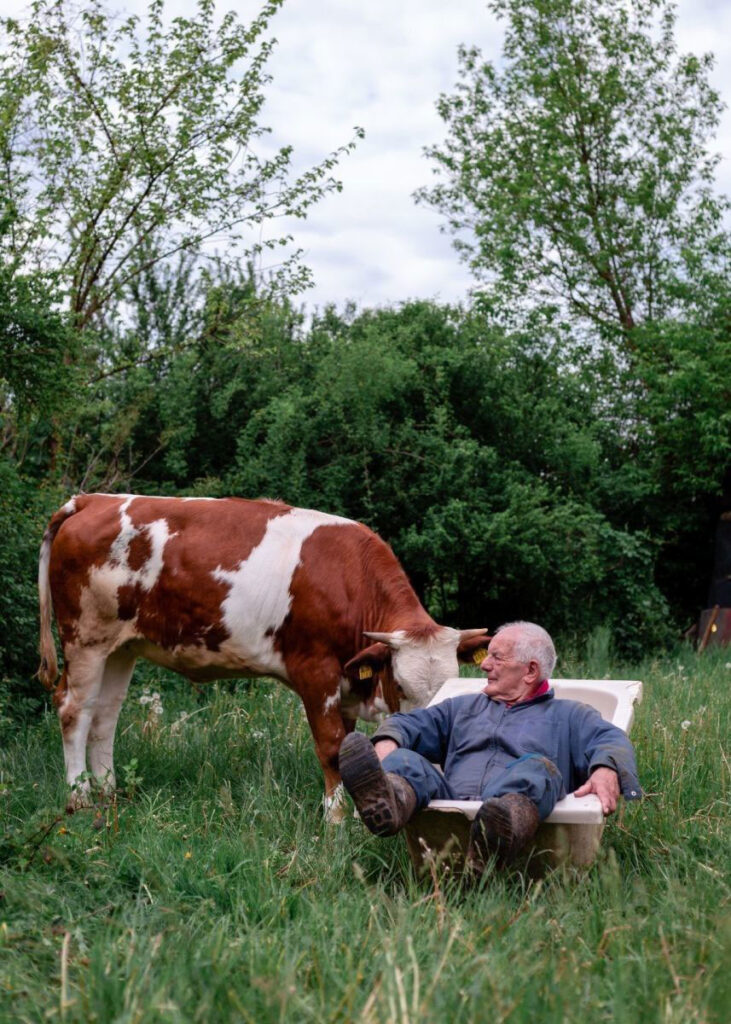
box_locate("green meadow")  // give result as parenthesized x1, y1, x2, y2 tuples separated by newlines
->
(0, 646, 728, 1023)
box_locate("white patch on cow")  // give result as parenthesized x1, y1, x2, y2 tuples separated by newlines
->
(62, 496, 77, 515)
(77, 563, 137, 645)
(60, 688, 93, 785)
(109, 497, 176, 593)
(73, 498, 177, 646)
(181, 496, 219, 501)
(109, 496, 135, 565)
(324, 782, 348, 823)
(212, 507, 352, 678)
(389, 626, 462, 708)
(139, 519, 175, 590)
(323, 692, 340, 714)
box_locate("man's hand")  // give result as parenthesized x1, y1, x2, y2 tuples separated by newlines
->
(573, 767, 620, 815)
(373, 739, 399, 762)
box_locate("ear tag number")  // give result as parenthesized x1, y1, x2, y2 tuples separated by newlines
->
(473, 648, 488, 664)
(359, 665, 373, 680)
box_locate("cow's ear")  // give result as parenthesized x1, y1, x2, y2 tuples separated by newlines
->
(344, 642, 391, 688)
(457, 633, 491, 665)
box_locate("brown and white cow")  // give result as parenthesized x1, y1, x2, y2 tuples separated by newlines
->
(38, 494, 488, 818)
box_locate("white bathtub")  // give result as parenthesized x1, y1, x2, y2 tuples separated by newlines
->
(403, 677, 643, 872)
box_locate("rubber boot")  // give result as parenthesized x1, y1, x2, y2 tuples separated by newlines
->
(467, 793, 540, 872)
(339, 732, 417, 836)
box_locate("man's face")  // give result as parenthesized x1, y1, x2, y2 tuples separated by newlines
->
(479, 628, 539, 703)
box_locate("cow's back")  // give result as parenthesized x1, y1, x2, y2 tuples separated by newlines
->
(47, 494, 371, 680)
(49, 495, 282, 639)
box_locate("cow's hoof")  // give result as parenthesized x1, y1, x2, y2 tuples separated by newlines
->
(66, 780, 93, 813)
(65, 797, 89, 815)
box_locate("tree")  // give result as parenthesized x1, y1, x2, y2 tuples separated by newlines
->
(69, 259, 301, 491)
(417, 0, 729, 343)
(418, 0, 731, 625)
(0, 0, 361, 330)
(0, 209, 78, 461)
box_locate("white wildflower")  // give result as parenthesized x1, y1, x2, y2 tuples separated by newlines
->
(139, 686, 164, 723)
(681, 720, 691, 731)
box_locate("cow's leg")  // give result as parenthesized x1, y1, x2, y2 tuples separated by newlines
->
(299, 677, 352, 823)
(88, 649, 137, 793)
(56, 648, 108, 810)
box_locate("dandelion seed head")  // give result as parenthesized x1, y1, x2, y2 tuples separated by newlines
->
(139, 686, 163, 718)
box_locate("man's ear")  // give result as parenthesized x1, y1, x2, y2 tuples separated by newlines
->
(526, 658, 543, 684)
(344, 642, 391, 691)
(457, 633, 492, 665)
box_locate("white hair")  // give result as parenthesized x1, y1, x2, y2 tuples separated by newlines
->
(495, 621, 557, 679)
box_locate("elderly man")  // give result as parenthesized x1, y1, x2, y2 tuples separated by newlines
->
(339, 621, 641, 870)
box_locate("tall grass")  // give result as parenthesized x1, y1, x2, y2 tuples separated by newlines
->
(1, 649, 729, 1023)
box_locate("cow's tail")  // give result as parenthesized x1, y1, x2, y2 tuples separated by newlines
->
(38, 497, 78, 689)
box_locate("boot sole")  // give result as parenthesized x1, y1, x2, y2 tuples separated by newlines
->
(339, 733, 401, 836)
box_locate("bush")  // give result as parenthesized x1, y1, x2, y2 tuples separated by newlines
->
(0, 457, 64, 714)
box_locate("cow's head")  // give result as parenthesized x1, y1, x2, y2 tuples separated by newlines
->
(344, 627, 489, 719)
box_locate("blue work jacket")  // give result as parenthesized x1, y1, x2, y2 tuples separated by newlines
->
(371, 690, 642, 801)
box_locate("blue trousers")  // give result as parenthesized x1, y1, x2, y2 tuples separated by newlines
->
(381, 748, 565, 821)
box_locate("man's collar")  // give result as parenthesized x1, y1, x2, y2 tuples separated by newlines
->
(505, 679, 550, 708)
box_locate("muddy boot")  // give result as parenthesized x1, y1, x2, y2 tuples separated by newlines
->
(338, 732, 417, 836)
(467, 793, 540, 873)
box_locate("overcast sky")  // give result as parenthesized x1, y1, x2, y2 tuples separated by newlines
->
(6, 0, 731, 315)
(261, 0, 731, 315)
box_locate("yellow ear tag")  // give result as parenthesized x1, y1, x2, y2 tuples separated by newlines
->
(473, 648, 488, 664)
(359, 665, 373, 680)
